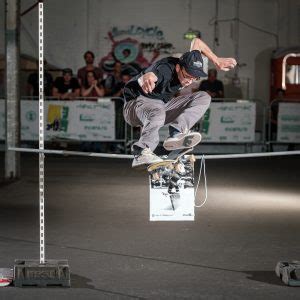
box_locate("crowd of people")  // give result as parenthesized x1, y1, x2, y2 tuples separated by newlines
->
(26, 50, 225, 101)
(23, 50, 227, 153)
(27, 50, 133, 100)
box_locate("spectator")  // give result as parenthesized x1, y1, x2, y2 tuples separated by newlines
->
(27, 60, 53, 97)
(112, 71, 132, 97)
(199, 68, 224, 98)
(270, 88, 285, 139)
(81, 71, 105, 98)
(0, 71, 4, 98)
(52, 68, 80, 100)
(103, 61, 123, 96)
(77, 51, 102, 87)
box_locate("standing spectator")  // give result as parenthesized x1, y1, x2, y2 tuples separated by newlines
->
(111, 71, 132, 148)
(27, 60, 53, 97)
(81, 71, 105, 98)
(270, 88, 285, 140)
(52, 68, 80, 100)
(199, 68, 224, 98)
(77, 51, 102, 87)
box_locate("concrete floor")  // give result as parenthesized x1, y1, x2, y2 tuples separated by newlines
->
(0, 153, 300, 299)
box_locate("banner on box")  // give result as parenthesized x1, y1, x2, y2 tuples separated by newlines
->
(277, 102, 300, 143)
(0, 99, 115, 141)
(149, 158, 195, 221)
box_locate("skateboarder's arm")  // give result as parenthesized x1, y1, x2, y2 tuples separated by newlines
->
(190, 37, 237, 71)
(138, 72, 158, 94)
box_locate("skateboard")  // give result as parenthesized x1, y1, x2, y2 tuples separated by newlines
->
(147, 147, 194, 171)
(147, 147, 196, 194)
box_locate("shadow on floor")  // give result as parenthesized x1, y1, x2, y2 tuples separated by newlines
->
(71, 273, 145, 299)
(243, 270, 285, 286)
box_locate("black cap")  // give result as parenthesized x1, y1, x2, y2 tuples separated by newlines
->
(179, 50, 207, 78)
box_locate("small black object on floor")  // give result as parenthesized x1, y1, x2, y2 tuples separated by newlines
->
(14, 259, 70, 287)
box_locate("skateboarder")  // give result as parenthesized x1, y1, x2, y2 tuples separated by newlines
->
(123, 37, 237, 168)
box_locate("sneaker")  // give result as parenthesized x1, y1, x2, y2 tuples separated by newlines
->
(132, 148, 163, 168)
(163, 132, 202, 151)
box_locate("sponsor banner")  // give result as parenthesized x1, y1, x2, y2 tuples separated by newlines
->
(277, 102, 300, 143)
(202, 102, 256, 143)
(159, 101, 256, 143)
(0, 99, 115, 141)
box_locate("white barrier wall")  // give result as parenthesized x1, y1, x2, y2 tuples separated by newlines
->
(1, 99, 257, 143)
(159, 101, 256, 143)
(201, 102, 256, 143)
(277, 103, 300, 143)
(0, 100, 115, 141)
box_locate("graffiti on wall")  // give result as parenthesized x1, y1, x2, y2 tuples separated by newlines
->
(111, 25, 165, 40)
(99, 25, 174, 75)
(141, 42, 174, 53)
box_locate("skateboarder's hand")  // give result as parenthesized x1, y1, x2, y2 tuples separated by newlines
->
(215, 57, 237, 71)
(138, 72, 158, 94)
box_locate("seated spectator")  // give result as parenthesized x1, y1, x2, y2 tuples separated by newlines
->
(103, 61, 123, 96)
(81, 71, 105, 98)
(77, 51, 102, 87)
(111, 71, 132, 97)
(52, 68, 80, 100)
(27, 60, 53, 97)
(199, 68, 224, 98)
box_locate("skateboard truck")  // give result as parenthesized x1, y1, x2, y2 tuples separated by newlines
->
(275, 261, 300, 286)
(14, 259, 70, 287)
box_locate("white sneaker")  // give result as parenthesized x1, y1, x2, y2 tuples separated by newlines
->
(132, 148, 163, 168)
(163, 132, 202, 151)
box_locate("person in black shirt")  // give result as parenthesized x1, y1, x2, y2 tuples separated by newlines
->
(27, 61, 53, 97)
(123, 37, 237, 168)
(199, 68, 224, 98)
(53, 68, 80, 100)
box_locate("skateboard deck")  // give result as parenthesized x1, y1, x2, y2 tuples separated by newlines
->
(147, 147, 194, 173)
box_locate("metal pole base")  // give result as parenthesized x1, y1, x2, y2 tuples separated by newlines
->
(275, 261, 300, 287)
(14, 259, 70, 287)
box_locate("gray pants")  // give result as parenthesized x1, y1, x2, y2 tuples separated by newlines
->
(123, 91, 211, 151)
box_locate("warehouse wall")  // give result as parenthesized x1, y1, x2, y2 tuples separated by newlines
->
(0, 0, 299, 101)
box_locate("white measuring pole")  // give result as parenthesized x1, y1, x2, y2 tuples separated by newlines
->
(38, 1, 45, 264)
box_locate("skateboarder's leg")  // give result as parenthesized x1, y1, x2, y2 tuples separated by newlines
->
(165, 91, 211, 133)
(163, 91, 211, 150)
(123, 96, 165, 166)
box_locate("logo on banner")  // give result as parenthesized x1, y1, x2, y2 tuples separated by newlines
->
(26, 111, 37, 121)
(46, 104, 69, 132)
(202, 109, 210, 134)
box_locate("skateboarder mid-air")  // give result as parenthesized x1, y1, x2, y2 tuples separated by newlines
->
(123, 37, 237, 168)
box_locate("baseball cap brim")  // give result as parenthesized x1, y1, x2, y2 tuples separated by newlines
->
(185, 67, 207, 78)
